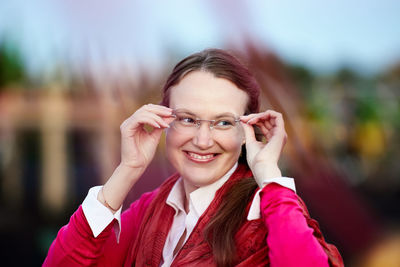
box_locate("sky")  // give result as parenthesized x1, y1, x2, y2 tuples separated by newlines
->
(0, 0, 399, 76)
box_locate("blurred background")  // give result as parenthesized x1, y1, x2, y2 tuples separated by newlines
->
(0, 0, 399, 266)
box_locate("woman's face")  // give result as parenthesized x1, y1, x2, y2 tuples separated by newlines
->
(166, 70, 248, 193)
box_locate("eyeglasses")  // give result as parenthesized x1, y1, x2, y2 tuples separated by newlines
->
(170, 109, 242, 134)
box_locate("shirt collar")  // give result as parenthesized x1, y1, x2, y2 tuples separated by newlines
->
(166, 162, 238, 217)
(166, 178, 186, 214)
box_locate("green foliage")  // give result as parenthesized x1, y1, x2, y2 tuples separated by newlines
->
(336, 67, 359, 84)
(0, 40, 26, 89)
(355, 96, 380, 122)
(286, 64, 313, 95)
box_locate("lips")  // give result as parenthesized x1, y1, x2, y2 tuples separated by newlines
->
(185, 151, 219, 163)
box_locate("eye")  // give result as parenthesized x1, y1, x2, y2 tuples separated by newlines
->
(178, 115, 196, 125)
(215, 118, 235, 129)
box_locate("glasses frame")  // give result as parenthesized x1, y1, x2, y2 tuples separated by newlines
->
(170, 109, 242, 131)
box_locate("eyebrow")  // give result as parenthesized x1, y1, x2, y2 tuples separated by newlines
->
(174, 109, 238, 118)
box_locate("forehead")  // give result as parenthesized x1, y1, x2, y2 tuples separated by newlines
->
(169, 71, 248, 116)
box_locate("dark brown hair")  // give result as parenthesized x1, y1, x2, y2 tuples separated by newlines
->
(161, 48, 260, 266)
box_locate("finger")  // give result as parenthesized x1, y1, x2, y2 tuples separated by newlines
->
(141, 105, 176, 127)
(247, 110, 284, 130)
(271, 111, 284, 128)
(240, 121, 257, 144)
(244, 112, 272, 125)
(248, 112, 287, 141)
(142, 103, 173, 115)
(123, 105, 170, 125)
(263, 120, 273, 130)
(135, 109, 173, 128)
(255, 123, 270, 138)
(241, 113, 270, 140)
(122, 115, 163, 134)
(240, 113, 263, 123)
(134, 117, 162, 130)
(266, 114, 286, 139)
(245, 114, 273, 133)
(140, 112, 171, 128)
(163, 116, 176, 126)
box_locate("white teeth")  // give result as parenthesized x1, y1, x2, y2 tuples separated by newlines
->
(188, 152, 214, 160)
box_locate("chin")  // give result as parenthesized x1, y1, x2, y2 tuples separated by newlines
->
(181, 168, 218, 188)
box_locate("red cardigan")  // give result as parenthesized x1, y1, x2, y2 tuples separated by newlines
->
(43, 175, 342, 266)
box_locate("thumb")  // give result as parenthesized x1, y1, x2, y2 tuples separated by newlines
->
(241, 122, 257, 144)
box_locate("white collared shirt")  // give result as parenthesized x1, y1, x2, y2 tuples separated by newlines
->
(82, 163, 295, 265)
(161, 163, 238, 266)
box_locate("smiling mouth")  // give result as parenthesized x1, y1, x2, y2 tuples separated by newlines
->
(185, 151, 219, 163)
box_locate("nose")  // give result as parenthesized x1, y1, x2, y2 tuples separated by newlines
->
(192, 121, 214, 149)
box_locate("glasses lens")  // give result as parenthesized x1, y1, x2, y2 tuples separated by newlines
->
(171, 110, 241, 134)
(171, 112, 196, 133)
(213, 117, 237, 130)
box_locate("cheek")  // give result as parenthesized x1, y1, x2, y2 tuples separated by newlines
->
(165, 129, 187, 160)
(233, 140, 244, 154)
(166, 128, 184, 146)
(219, 136, 244, 155)
(223, 130, 245, 153)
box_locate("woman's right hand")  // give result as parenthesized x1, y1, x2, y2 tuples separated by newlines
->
(98, 104, 174, 212)
(119, 104, 174, 173)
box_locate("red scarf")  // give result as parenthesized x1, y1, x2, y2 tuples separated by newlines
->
(129, 164, 342, 266)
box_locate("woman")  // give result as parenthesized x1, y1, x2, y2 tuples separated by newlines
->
(44, 49, 343, 266)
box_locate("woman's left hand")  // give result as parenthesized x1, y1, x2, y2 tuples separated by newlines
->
(240, 110, 287, 184)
